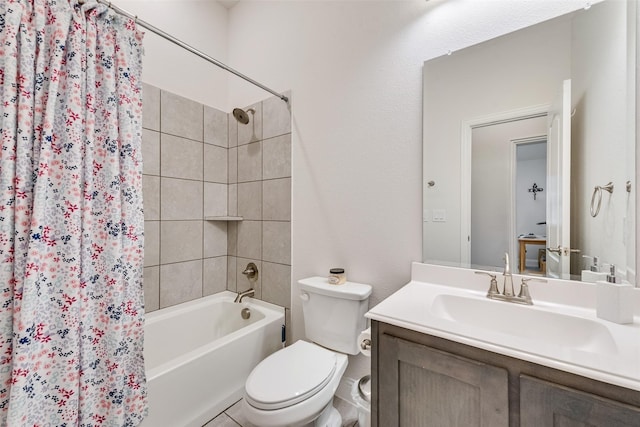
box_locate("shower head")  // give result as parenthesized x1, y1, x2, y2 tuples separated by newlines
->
(232, 107, 255, 125)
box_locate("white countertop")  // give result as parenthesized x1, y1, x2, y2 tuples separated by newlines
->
(366, 262, 640, 391)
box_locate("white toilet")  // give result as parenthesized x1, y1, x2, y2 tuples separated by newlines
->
(242, 276, 372, 427)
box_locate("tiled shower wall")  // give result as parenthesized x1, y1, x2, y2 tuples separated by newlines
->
(141, 83, 292, 320)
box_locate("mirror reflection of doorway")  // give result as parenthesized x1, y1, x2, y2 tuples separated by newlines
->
(470, 116, 547, 272)
(515, 138, 547, 274)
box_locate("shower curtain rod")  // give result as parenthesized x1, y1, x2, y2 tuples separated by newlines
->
(80, 0, 289, 103)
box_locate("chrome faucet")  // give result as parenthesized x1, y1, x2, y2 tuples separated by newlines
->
(234, 288, 255, 303)
(474, 252, 546, 305)
(502, 252, 515, 297)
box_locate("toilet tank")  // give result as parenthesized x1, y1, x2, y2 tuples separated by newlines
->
(298, 277, 372, 355)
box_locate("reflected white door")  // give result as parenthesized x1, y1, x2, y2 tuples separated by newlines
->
(546, 79, 572, 278)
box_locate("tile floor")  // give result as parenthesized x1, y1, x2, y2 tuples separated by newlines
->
(203, 397, 359, 427)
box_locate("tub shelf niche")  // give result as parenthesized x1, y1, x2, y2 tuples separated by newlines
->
(205, 216, 243, 221)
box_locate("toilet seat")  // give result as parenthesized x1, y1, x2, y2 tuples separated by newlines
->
(245, 341, 337, 410)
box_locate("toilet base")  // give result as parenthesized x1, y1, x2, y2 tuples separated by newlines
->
(252, 401, 341, 427)
(242, 344, 349, 427)
(311, 402, 341, 427)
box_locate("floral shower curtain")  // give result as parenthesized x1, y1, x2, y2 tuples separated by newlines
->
(0, 0, 147, 425)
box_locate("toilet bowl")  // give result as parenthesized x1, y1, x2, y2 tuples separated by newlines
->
(242, 277, 372, 427)
(242, 340, 348, 427)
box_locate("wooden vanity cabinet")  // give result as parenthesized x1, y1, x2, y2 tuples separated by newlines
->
(372, 321, 640, 427)
(376, 330, 509, 426)
(520, 376, 640, 426)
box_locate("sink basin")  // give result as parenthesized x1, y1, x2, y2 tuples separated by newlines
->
(366, 263, 640, 391)
(430, 294, 618, 354)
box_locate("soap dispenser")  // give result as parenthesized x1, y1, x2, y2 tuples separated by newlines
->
(596, 265, 634, 324)
(581, 256, 608, 283)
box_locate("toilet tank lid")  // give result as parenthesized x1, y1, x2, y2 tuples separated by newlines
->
(298, 277, 372, 300)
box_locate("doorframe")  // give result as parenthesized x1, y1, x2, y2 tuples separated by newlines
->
(510, 135, 548, 272)
(460, 104, 550, 266)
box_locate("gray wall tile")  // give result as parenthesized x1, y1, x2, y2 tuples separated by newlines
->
(227, 256, 237, 292)
(143, 175, 160, 221)
(160, 260, 203, 308)
(263, 134, 291, 180)
(204, 221, 228, 258)
(142, 129, 160, 176)
(262, 262, 291, 309)
(161, 91, 203, 141)
(237, 220, 262, 260)
(237, 102, 262, 145)
(144, 266, 160, 312)
(204, 182, 228, 217)
(161, 134, 203, 181)
(262, 221, 291, 265)
(204, 144, 228, 183)
(228, 112, 238, 148)
(263, 178, 291, 221)
(237, 181, 262, 220)
(160, 220, 203, 264)
(263, 93, 291, 139)
(142, 84, 292, 313)
(228, 147, 238, 184)
(142, 83, 160, 131)
(237, 141, 262, 183)
(203, 256, 227, 296)
(144, 221, 159, 267)
(228, 184, 238, 217)
(204, 106, 228, 148)
(161, 178, 203, 220)
(227, 222, 238, 256)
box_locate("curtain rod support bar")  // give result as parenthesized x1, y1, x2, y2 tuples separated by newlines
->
(84, 0, 289, 103)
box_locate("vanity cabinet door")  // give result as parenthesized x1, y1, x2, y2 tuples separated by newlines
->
(378, 334, 509, 427)
(520, 375, 640, 426)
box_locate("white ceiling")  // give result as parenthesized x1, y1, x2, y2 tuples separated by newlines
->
(217, 0, 239, 9)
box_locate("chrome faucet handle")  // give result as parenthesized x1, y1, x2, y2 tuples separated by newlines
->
(517, 277, 547, 305)
(242, 262, 259, 282)
(475, 271, 500, 297)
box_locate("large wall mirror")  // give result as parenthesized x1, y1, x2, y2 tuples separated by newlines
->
(423, 0, 637, 284)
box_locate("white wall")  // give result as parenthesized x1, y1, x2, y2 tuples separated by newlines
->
(517, 156, 547, 231)
(471, 118, 547, 271)
(517, 155, 548, 268)
(106, 0, 603, 404)
(225, 0, 595, 391)
(471, 126, 512, 270)
(571, 0, 635, 278)
(423, 16, 572, 265)
(114, 0, 229, 109)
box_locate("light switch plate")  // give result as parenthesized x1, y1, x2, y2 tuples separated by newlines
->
(432, 209, 446, 222)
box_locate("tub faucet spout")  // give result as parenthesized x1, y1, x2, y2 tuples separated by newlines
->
(234, 288, 255, 303)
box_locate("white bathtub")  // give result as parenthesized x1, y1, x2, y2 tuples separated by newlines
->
(140, 291, 285, 427)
